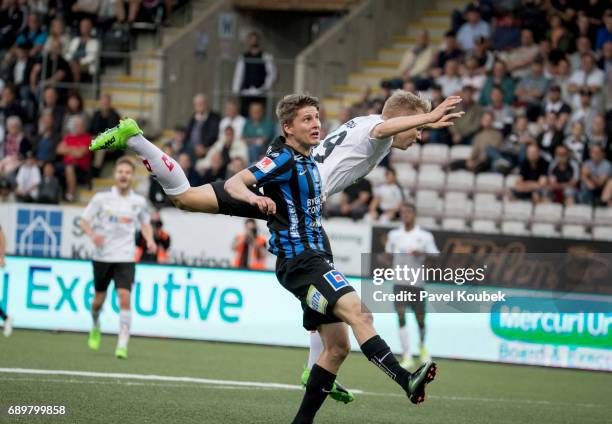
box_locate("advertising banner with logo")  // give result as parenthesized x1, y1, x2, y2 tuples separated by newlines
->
(1, 256, 609, 371)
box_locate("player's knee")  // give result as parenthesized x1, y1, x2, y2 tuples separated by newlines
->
(355, 310, 374, 328)
(327, 342, 350, 363)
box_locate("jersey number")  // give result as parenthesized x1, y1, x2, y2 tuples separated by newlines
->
(314, 130, 347, 163)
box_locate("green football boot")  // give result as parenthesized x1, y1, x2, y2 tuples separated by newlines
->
(89, 118, 142, 151)
(115, 347, 128, 359)
(88, 328, 101, 350)
(300, 367, 355, 404)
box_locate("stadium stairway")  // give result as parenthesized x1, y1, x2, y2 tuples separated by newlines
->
(322, 0, 462, 119)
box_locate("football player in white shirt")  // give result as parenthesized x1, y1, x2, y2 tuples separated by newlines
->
(80, 157, 156, 359)
(89, 90, 462, 400)
(385, 202, 439, 369)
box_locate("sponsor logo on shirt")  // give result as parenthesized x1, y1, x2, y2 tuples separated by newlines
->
(255, 157, 277, 173)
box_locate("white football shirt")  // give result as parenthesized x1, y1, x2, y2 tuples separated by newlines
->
(81, 186, 150, 262)
(385, 225, 439, 287)
(315, 114, 392, 198)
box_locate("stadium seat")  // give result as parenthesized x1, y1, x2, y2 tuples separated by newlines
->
(395, 165, 417, 190)
(444, 192, 472, 218)
(472, 219, 499, 234)
(416, 216, 439, 230)
(367, 166, 387, 186)
(594, 207, 612, 226)
(441, 217, 467, 231)
(417, 165, 446, 191)
(504, 174, 519, 190)
(561, 224, 590, 240)
(592, 226, 612, 241)
(533, 203, 563, 224)
(531, 223, 560, 238)
(391, 144, 420, 164)
(445, 170, 475, 192)
(416, 190, 442, 217)
(475, 173, 504, 194)
(563, 204, 593, 224)
(421, 144, 449, 165)
(473, 193, 502, 220)
(449, 144, 472, 162)
(503, 200, 533, 221)
(501, 220, 529, 236)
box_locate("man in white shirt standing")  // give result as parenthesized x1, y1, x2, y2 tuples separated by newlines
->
(80, 157, 156, 359)
(385, 202, 439, 369)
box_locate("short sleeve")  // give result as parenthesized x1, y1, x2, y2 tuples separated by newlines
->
(425, 232, 439, 255)
(81, 194, 102, 222)
(248, 149, 294, 185)
(137, 198, 150, 226)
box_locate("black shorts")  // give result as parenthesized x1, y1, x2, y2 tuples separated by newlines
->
(393, 285, 426, 316)
(276, 250, 355, 331)
(92, 261, 135, 292)
(211, 180, 268, 220)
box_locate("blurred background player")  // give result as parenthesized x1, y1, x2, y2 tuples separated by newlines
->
(0, 225, 12, 337)
(232, 218, 267, 270)
(135, 210, 171, 264)
(385, 202, 439, 369)
(80, 157, 156, 359)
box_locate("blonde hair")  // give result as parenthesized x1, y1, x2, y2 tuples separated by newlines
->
(276, 93, 319, 134)
(382, 90, 431, 119)
(116, 155, 136, 171)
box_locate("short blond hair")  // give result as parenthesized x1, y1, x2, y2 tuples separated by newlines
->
(382, 90, 431, 119)
(276, 93, 319, 134)
(116, 155, 136, 170)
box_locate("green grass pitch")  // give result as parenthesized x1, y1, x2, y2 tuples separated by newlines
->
(0, 330, 610, 423)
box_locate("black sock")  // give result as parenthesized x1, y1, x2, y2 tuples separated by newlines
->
(0, 306, 6, 320)
(291, 364, 335, 424)
(361, 335, 410, 389)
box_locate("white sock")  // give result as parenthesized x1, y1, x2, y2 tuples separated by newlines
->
(127, 134, 190, 195)
(117, 309, 131, 349)
(92, 309, 100, 329)
(307, 331, 323, 369)
(399, 326, 411, 359)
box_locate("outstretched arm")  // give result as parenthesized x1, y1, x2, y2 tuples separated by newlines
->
(370, 96, 462, 139)
(225, 170, 276, 215)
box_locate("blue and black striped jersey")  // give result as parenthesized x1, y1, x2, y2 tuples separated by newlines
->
(248, 139, 330, 259)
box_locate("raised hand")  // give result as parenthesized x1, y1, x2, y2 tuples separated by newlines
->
(427, 111, 466, 129)
(429, 96, 462, 123)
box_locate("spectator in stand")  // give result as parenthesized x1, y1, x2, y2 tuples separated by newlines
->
(15, 13, 47, 58)
(243, 101, 275, 162)
(601, 178, 612, 206)
(580, 144, 611, 204)
(543, 84, 572, 118)
(513, 143, 549, 202)
(569, 36, 593, 71)
(34, 108, 58, 164)
(460, 55, 486, 98)
(490, 9, 521, 51)
(548, 13, 575, 55)
(63, 91, 88, 134)
(568, 52, 605, 111)
(432, 30, 463, 74)
(226, 156, 246, 179)
(199, 151, 227, 185)
(545, 144, 579, 205)
(479, 60, 514, 106)
(218, 98, 246, 140)
(56, 115, 91, 202)
(0, 0, 25, 51)
(89, 93, 120, 176)
(71, 0, 101, 24)
(136, 211, 171, 264)
(196, 125, 247, 174)
(232, 31, 277, 116)
(498, 28, 539, 79)
(537, 112, 565, 161)
(369, 168, 403, 223)
(457, 5, 490, 51)
(183, 93, 220, 162)
(14, 149, 40, 202)
(449, 85, 484, 144)
(40, 86, 65, 135)
(587, 114, 608, 153)
(43, 18, 71, 57)
(177, 152, 202, 187)
(490, 115, 533, 173)
(486, 86, 513, 133)
(381, 30, 436, 90)
(435, 59, 462, 97)
(553, 57, 573, 103)
(326, 178, 373, 221)
(0, 115, 31, 177)
(116, 0, 173, 27)
(595, 9, 612, 51)
(0, 84, 27, 124)
(231, 218, 267, 270)
(454, 110, 502, 173)
(598, 41, 612, 76)
(1, 42, 33, 100)
(30, 39, 73, 100)
(67, 18, 99, 82)
(515, 56, 550, 120)
(564, 121, 589, 163)
(37, 161, 61, 204)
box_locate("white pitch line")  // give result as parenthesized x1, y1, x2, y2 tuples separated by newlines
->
(0, 368, 602, 409)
